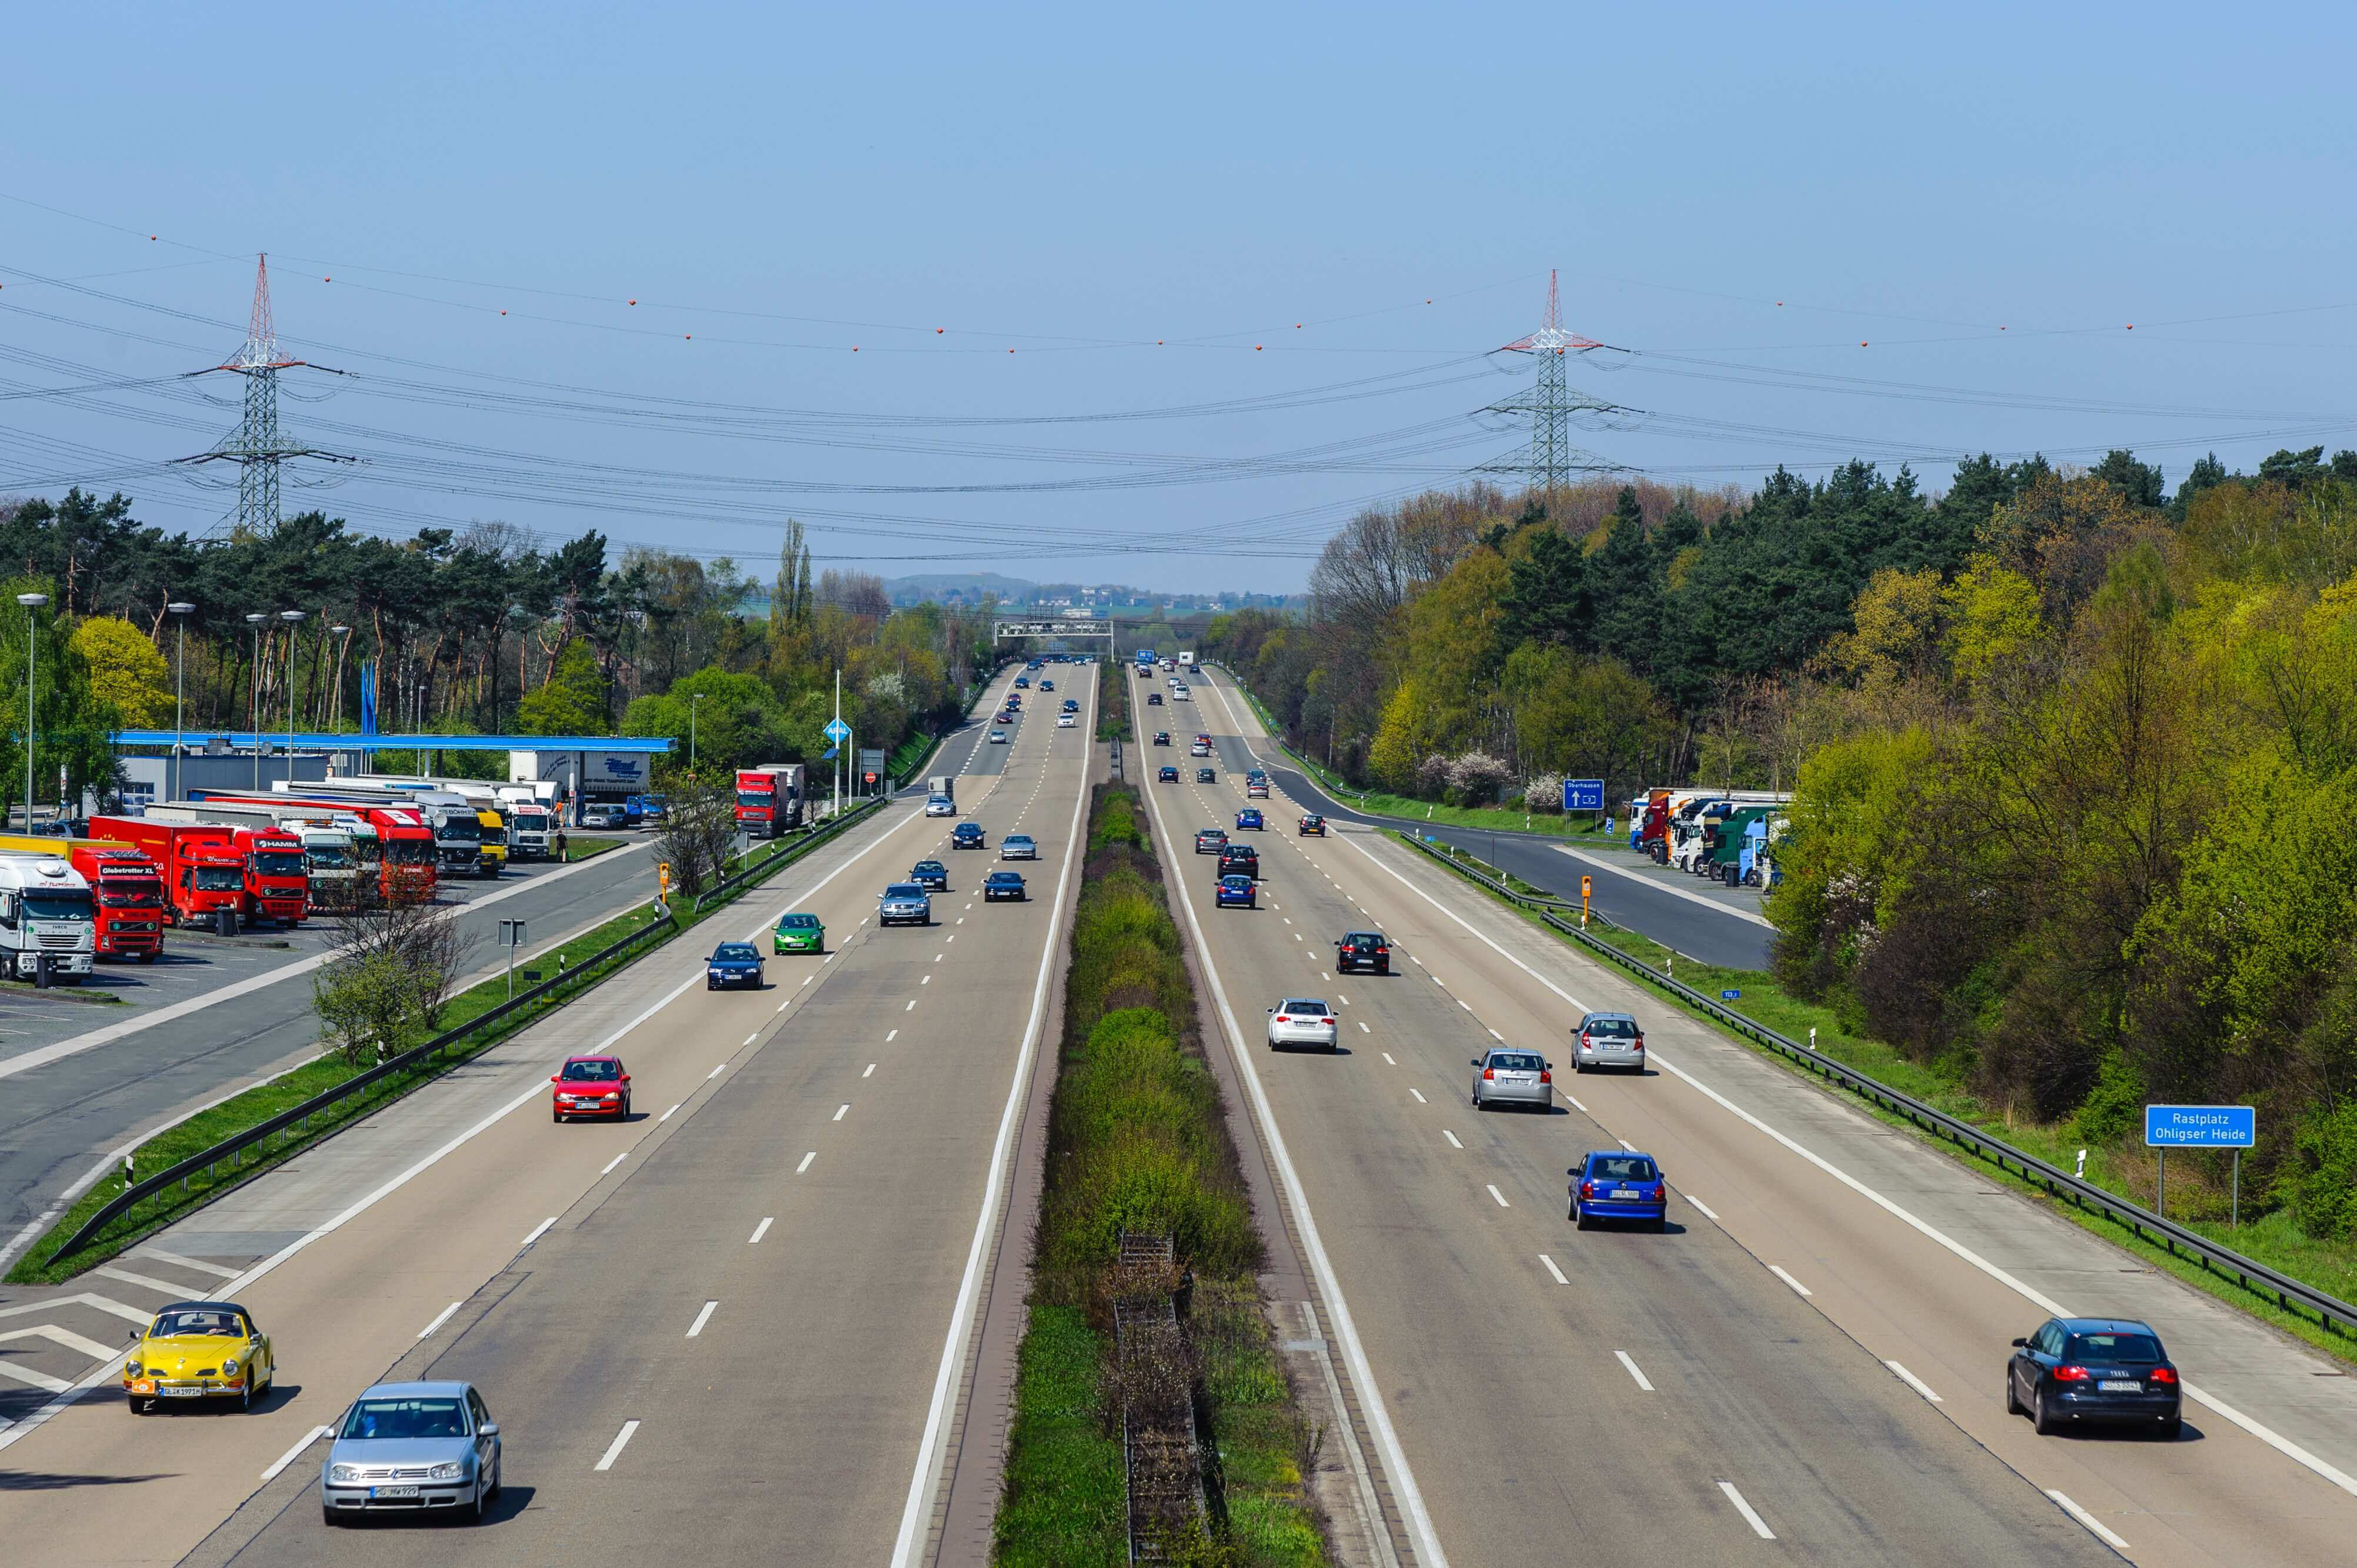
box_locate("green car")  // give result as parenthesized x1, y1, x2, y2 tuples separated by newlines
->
(773, 912, 825, 955)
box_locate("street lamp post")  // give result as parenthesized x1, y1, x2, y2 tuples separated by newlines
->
(244, 613, 268, 788)
(166, 602, 196, 803)
(280, 610, 306, 782)
(689, 693, 706, 769)
(329, 625, 351, 732)
(16, 593, 47, 833)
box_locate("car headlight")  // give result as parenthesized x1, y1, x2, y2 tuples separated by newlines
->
(221, 1356, 239, 1376)
(331, 1464, 361, 1483)
(125, 1359, 142, 1376)
(429, 1461, 467, 1480)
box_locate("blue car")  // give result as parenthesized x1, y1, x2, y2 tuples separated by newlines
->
(983, 870, 1027, 901)
(705, 942, 765, 991)
(2008, 1317, 2182, 1439)
(1235, 808, 1263, 831)
(637, 792, 668, 822)
(951, 822, 985, 850)
(620, 795, 645, 825)
(1014, 676, 1029, 689)
(1570, 1149, 1668, 1231)
(1215, 873, 1257, 909)
(1039, 679, 1054, 691)
(911, 859, 949, 890)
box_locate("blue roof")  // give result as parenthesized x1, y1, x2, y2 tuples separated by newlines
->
(109, 731, 673, 754)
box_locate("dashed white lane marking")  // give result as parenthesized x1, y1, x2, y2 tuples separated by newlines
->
(1885, 1360, 1942, 1403)
(743, 1033, 758, 1046)
(1615, 1351, 1655, 1392)
(886, 1029, 898, 1042)
(1617, 1137, 1636, 1152)
(1409, 1087, 1427, 1104)
(601, 1152, 628, 1176)
(709, 1063, 727, 1079)
(2047, 1490, 2131, 1552)
(1719, 1481, 1775, 1540)
(259, 1424, 334, 1482)
(595, 1419, 641, 1471)
(1458, 1000, 1472, 1012)
(659, 1103, 681, 1123)
(418, 1301, 462, 1340)
(1357, 1020, 1370, 1033)
(749, 1218, 774, 1244)
(1564, 1094, 1589, 1113)
(1539, 1254, 1569, 1285)
(796, 1152, 817, 1174)
(1336, 992, 1349, 1005)
(934, 953, 944, 962)
(1486, 1185, 1510, 1208)
(687, 1300, 719, 1338)
(520, 1217, 556, 1249)
(864, 1063, 876, 1078)
(778, 999, 790, 1012)
(1488, 1028, 1503, 1041)
(905, 999, 917, 1011)
(834, 1104, 850, 1122)
(1687, 1196, 1720, 1221)
(1382, 1052, 1396, 1065)
(922, 973, 933, 983)
(1443, 1130, 1463, 1149)
(1768, 1266, 1813, 1298)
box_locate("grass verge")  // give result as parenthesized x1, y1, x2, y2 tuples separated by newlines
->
(563, 834, 625, 862)
(995, 783, 1327, 1566)
(1400, 831, 2357, 1364)
(9, 806, 883, 1286)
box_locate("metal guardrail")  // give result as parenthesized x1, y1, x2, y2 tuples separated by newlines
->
(1204, 662, 1370, 802)
(1399, 831, 2357, 1340)
(692, 796, 886, 912)
(49, 792, 896, 1267)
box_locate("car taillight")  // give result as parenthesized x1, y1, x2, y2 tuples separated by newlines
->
(1579, 1033, 1591, 1048)
(1579, 1182, 1594, 1198)
(1482, 1067, 1495, 1080)
(2053, 1365, 2089, 1382)
(1538, 1070, 1551, 1083)
(1634, 1035, 1645, 1050)
(1275, 1016, 1289, 1024)
(1375, 946, 1388, 955)
(2149, 1366, 2178, 1384)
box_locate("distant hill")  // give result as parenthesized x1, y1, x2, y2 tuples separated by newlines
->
(885, 572, 1037, 604)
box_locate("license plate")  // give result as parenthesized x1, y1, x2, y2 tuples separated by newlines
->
(2098, 1379, 2142, 1392)
(159, 1386, 204, 1397)
(371, 1484, 420, 1499)
(1612, 1188, 1640, 1200)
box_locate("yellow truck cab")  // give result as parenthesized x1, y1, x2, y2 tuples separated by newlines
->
(474, 808, 508, 873)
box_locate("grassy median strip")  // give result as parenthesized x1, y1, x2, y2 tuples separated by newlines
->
(1402, 831, 2357, 1363)
(9, 810, 881, 1286)
(995, 784, 1327, 1567)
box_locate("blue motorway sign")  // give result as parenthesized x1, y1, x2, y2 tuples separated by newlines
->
(1562, 778, 1605, 812)
(823, 718, 853, 743)
(1721, 989, 1741, 1000)
(2144, 1104, 2256, 1148)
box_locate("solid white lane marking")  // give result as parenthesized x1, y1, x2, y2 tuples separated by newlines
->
(1885, 1360, 1942, 1402)
(1719, 1481, 1776, 1540)
(1409, 1087, 1427, 1103)
(1768, 1266, 1812, 1298)
(1382, 1052, 1396, 1065)
(749, 1217, 774, 1244)
(2046, 1489, 2131, 1552)
(1551, 844, 1775, 929)
(1539, 1254, 1569, 1286)
(1615, 1350, 1655, 1392)
(659, 1103, 681, 1123)
(595, 1420, 641, 1471)
(417, 1301, 462, 1340)
(1443, 1130, 1463, 1149)
(687, 1300, 718, 1338)
(1486, 1185, 1510, 1207)
(134, 1247, 238, 1280)
(798, 1151, 815, 1173)
(864, 1063, 876, 1078)
(1687, 1196, 1720, 1221)
(834, 1104, 849, 1122)
(601, 1152, 627, 1176)
(260, 1424, 334, 1481)
(520, 1217, 556, 1249)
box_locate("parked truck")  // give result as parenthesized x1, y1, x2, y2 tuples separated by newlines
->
(270, 780, 495, 878)
(0, 836, 165, 962)
(0, 853, 97, 985)
(195, 794, 439, 903)
(88, 818, 252, 935)
(144, 802, 370, 912)
(735, 763, 806, 838)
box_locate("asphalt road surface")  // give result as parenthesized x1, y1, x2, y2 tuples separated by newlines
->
(0, 661, 1090, 1567)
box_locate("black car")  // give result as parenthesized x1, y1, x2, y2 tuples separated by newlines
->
(983, 870, 1028, 902)
(1153, 731, 1171, 746)
(1335, 931, 1392, 974)
(951, 822, 985, 850)
(1195, 768, 1216, 783)
(1218, 845, 1259, 879)
(1195, 828, 1227, 854)
(1147, 692, 1164, 705)
(2008, 1317, 2181, 1439)
(1158, 765, 1180, 782)
(911, 860, 949, 890)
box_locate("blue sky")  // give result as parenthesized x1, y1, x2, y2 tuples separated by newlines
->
(4, 1, 2352, 590)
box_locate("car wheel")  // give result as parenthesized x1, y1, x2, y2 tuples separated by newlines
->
(2004, 1366, 2023, 1416)
(1574, 1211, 1592, 1230)
(466, 1476, 486, 1524)
(1652, 1217, 1668, 1233)
(324, 1506, 342, 1527)
(128, 1393, 147, 1414)
(706, 979, 716, 990)
(238, 1380, 251, 1412)
(2032, 1387, 2059, 1436)
(487, 1453, 502, 1499)
(2157, 1416, 2182, 1442)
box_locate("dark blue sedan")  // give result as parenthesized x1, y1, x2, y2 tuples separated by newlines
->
(1570, 1150, 1667, 1231)
(705, 942, 765, 992)
(911, 859, 949, 890)
(1215, 873, 1257, 909)
(951, 822, 985, 850)
(1235, 808, 1264, 831)
(2008, 1317, 2181, 1439)
(984, 870, 1028, 902)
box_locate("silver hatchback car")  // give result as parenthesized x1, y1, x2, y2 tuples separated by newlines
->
(1472, 1047, 1553, 1110)
(1572, 1012, 1646, 1073)
(321, 1380, 501, 1525)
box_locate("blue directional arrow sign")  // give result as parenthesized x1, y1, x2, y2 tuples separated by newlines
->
(823, 718, 852, 744)
(2144, 1105, 2256, 1148)
(1563, 779, 1605, 812)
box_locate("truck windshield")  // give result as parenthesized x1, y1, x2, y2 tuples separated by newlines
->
(97, 879, 163, 908)
(437, 817, 481, 843)
(304, 845, 349, 869)
(386, 840, 435, 865)
(736, 791, 773, 809)
(192, 867, 244, 891)
(22, 892, 94, 922)
(253, 851, 306, 878)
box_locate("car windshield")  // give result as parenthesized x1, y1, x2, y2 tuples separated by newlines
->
(714, 944, 758, 962)
(1492, 1052, 1545, 1072)
(253, 851, 306, 878)
(1585, 1017, 1639, 1037)
(1285, 1001, 1328, 1016)
(885, 884, 925, 898)
(991, 872, 1021, 883)
(779, 915, 818, 930)
(22, 890, 95, 920)
(1589, 1155, 1658, 1181)
(151, 1308, 245, 1337)
(561, 1060, 622, 1081)
(341, 1397, 469, 1440)
(1006, 837, 1033, 846)
(2066, 1331, 2163, 1362)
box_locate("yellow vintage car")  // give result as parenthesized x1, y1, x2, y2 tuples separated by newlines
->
(124, 1299, 275, 1414)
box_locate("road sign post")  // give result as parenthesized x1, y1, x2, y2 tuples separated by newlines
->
(2145, 1105, 2256, 1223)
(1581, 873, 1592, 928)
(496, 918, 526, 1000)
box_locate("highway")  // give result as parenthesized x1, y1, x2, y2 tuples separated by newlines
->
(1125, 663, 2357, 1567)
(0, 662, 1088, 1567)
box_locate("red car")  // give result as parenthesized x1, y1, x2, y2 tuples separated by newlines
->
(551, 1055, 631, 1122)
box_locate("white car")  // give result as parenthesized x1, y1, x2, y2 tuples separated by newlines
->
(1173, 685, 1191, 700)
(1056, 714, 1076, 728)
(1265, 998, 1339, 1052)
(989, 729, 1009, 743)
(924, 795, 956, 817)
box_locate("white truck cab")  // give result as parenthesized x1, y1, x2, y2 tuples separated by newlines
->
(0, 853, 97, 983)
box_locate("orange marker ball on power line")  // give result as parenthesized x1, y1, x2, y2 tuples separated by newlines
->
(1255, 345, 1262, 351)
(628, 299, 636, 306)
(936, 328, 944, 334)
(2125, 323, 2134, 330)
(500, 309, 507, 316)
(1860, 341, 1869, 347)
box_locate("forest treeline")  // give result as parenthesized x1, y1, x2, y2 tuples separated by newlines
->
(0, 498, 998, 800)
(1206, 446, 2357, 1233)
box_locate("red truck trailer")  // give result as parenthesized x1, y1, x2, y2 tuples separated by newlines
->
(0, 835, 167, 962)
(88, 818, 251, 936)
(198, 793, 438, 903)
(735, 763, 806, 839)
